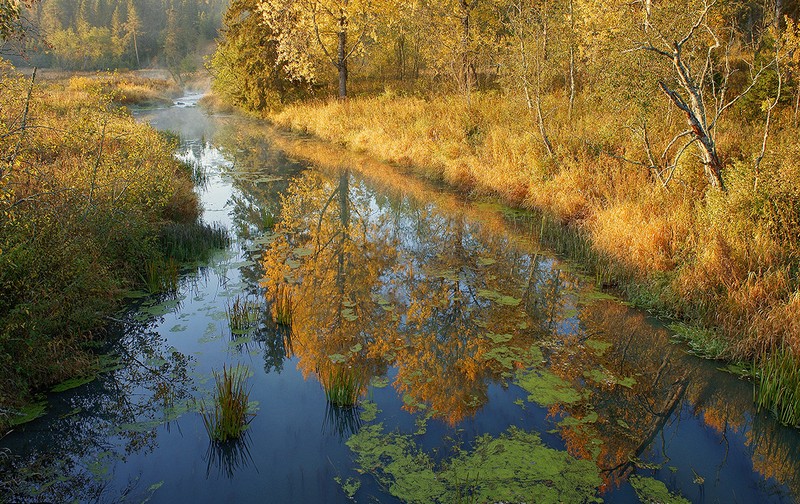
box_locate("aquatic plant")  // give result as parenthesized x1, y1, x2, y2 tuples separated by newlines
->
(200, 364, 254, 442)
(226, 296, 262, 333)
(321, 366, 368, 408)
(629, 475, 690, 504)
(144, 257, 180, 293)
(756, 347, 800, 427)
(271, 283, 293, 326)
(159, 222, 230, 263)
(345, 424, 603, 503)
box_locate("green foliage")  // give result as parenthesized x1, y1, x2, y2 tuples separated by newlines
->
(208, 0, 312, 112)
(200, 364, 254, 442)
(0, 64, 200, 414)
(756, 347, 800, 427)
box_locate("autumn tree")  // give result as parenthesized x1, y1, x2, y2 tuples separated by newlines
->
(626, 0, 777, 190)
(257, 0, 389, 98)
(209, 0, 311, 111)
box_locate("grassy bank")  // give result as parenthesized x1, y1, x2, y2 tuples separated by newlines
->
(269, 92, 800, 423)
(0, 64, 205, 430)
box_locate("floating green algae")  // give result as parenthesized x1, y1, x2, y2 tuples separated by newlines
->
(476, 288, 521, 306)
(335, 476, 361, 499)
(345, 424, 603, 504)
(583, 367, 637, 389)
(585, 339, 613, 355)
(9, 400, 48, 426)
(359, 400, 380, 422)
(51, 375, 96, 393)
(629, 475, 690, 504)
(516, 368, 584, 406)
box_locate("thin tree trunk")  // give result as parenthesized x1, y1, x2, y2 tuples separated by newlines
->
(338, 17, 347, 99)
(133, 31, 140, 68)
(658, 80, 725, 190)
(568, 0, 576, 120)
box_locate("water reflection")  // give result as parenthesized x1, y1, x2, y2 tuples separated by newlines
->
(3, 106, 800, 503)
(204, 434, 256, 479)
(0, 314, 195, 502)
(257, 140, 800, 501)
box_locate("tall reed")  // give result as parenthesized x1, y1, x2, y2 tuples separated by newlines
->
(226, 296, 261, 333)
(200, 364, 254, 442)
(756, 347, 800, 427)
(271, 283, 293, 327)
(144, 257, 180, 293)
(321, 366, 368, 408)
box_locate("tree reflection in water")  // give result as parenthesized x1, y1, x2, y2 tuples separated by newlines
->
(0, 314, 195, 503)
(258, 151, 800, 499)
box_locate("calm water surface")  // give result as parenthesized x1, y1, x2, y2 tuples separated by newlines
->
(1, 95, 799, 503)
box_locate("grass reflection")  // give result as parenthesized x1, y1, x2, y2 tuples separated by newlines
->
(322, 402, 363, 439)
(204, 432, 256, 479)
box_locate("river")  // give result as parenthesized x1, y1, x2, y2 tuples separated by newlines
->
(1, 95, 798, 503)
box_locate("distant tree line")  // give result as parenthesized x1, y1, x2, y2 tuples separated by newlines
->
(12, 0, 228, 74)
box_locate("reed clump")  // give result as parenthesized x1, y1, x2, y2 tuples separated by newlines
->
(226, 296, 261, 333)
(756, 347, 800, 427)
(144, 257, 180, 293)
(159, 222, 230, 263)
(321, 366, 368, 408)
(200, 364, 254, 442)
(271, 283, 293, 327)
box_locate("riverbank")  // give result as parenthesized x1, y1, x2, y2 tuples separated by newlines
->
(0, 65, 217, 430)
(267, 92, 800, 424)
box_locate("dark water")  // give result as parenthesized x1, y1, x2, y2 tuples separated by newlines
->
(1, 95, 799, 503)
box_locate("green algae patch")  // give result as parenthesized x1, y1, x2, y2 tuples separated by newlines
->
(359, 400, 380, 422)
(585, 339, 613, 355)
(345, 424, 603, 503)
(51, 375, 96, 393)
(477, 289, 521, 307)
(369, 375, 390, 388)
(517, 368, 584, 406)
(482, 344, 543, 372)
(335, 476, 361, 499)
(346, 424, 446, 503)
(9, 400, 48, 426)
(486, 332, 513, 344)
(629, 475, 690, 504)
(583, 368, 637, 389)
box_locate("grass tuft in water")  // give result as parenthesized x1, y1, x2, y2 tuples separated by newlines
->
(756, 347, 800, 427)
(200, 364, 254, 442)
(271, 283, 293, 327)
(143, 257, 179, 293)
(226, 296, 261, 333)
(321, 366, 368, 408)
(159, 222, 230, 263)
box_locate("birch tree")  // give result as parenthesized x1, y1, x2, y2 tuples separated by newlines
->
(257, 0, 387, 98)
(629, 0, 771, 191)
